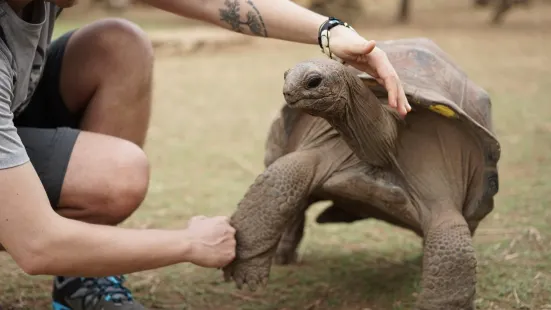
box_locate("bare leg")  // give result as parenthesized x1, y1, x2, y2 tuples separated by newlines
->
(58, 132, 149, 225)
(60, 18, 154, 148)
(417, 211, 476, 310)
(56, 18, 154, 221)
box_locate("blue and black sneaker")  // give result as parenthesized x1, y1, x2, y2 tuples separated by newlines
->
(52, 276, 146, 310)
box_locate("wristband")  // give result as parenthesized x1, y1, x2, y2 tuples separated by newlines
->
(317, 17, 355, 63)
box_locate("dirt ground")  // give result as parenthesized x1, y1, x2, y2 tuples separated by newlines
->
(1, 1, 551, 309)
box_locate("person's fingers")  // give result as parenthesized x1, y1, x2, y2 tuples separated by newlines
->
(395, 81, 408, 116)
(395, 81, 410, 114)
(345, 53, 410, 116)
(345, 60, 377, 79)
(329, 26, 375, 58)
(384, 75, 399, 109)
(402, 86, 412, 112)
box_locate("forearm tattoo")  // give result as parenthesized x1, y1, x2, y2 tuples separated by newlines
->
(219, 0, 268, 37)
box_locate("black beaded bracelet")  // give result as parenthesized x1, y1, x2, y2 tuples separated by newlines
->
(317, 17, 355, 62)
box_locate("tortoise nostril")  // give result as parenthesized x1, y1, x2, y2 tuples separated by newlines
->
(307, 76, 323, 89)
(284, 69, 290, 80)
(283, 90, 292, 102)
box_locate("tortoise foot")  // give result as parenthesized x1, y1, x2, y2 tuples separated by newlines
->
(223, 253, 272, 291)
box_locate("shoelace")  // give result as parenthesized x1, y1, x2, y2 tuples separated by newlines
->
(71, 276, 134, 308)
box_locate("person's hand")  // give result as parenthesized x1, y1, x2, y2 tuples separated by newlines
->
(327, 25, 411, 117)
(184, 215, 236, 268)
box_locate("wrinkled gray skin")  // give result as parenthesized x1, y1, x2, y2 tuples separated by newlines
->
(223, 39, 499, 310)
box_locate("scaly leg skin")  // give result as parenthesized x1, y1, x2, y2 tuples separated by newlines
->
(223, 152, 320, 291)
(417, 212, 477, 310)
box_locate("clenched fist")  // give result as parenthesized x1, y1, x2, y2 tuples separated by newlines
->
(184, 215, 237, 268)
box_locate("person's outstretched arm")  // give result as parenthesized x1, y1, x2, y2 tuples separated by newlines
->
(0, 158, 236, 277)
(148, 0, 325, 44)
(0, 61, 235, 276)
(143, 0, 411, 116)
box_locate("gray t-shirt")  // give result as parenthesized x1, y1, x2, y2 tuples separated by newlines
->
(0, 0, 58, 169)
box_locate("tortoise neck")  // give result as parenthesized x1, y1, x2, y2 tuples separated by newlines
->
(328, 78, 401, 168)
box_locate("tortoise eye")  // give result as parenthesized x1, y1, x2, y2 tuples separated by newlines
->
(306, 76, 323, 89)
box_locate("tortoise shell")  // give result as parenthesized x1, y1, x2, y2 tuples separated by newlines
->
(351, 37, 501, 220)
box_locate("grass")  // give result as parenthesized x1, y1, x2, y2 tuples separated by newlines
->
(2, 1, 551, 309)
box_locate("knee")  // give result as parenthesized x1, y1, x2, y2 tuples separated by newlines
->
(101, 141, 150, 225)
(84, 18, 154, 69)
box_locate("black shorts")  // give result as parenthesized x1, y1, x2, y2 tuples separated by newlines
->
(13, 30, 80, 209)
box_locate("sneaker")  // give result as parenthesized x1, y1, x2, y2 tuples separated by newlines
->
(52, 276, 147, 310)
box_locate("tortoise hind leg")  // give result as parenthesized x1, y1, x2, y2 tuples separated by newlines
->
(320, 169, 422, 235)
(316, 201, 364, 224)
(317, 200, 423, 237)
(274, 195, 379, 266)
(274, 197, 319, 265)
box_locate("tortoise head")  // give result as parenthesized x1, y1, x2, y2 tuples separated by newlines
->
(282, 58, 359, 119)
(282, 58, 401, 168)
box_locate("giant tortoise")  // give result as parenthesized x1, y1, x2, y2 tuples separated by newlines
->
(222, 37, 501, 310)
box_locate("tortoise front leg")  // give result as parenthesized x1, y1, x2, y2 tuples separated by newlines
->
(417, 210, 477, 310)
(223, 151, 323, 291)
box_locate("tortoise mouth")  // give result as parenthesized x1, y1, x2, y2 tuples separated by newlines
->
(285, 95, 330, 108)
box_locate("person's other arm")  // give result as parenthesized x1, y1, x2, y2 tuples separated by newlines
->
(0, 58, 235, 276)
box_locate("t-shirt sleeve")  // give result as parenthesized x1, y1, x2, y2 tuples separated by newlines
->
(0, 53, 29, 169)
